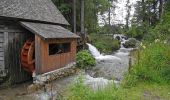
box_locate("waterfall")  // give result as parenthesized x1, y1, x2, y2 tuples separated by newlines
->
(113, 34, 128, 49)
(86, 43, 101, 57)
(86, 43, 121, 61)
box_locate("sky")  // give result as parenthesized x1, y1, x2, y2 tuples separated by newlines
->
(98, 0, 138, 26)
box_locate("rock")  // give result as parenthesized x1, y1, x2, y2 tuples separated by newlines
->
(123, 38, 139, 48)
(27, 84, 44, 94)
(115, 36, 121, 41)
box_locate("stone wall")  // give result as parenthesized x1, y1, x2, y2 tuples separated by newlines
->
(33, 62, 78, 84)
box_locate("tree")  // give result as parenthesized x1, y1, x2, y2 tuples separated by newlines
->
(81, 0, 85, 35)
(73, 0, 77, 33)
(125, 0, 131, 29)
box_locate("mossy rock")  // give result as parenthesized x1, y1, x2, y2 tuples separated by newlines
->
(123, 38, 139, 48)
(112, 39, 120, 51)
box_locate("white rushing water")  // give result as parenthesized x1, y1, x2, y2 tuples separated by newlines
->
(85, 34, 136, 90)
(86, 43, 121, 61)
(86, 43, 101, 57)
(84, 75, 113, 90)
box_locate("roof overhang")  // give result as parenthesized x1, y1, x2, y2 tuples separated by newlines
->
(20, 22, 80, 39)
(0, 0, 69, 25)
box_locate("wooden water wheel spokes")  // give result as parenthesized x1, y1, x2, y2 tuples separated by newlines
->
(21, 38, 35, 74)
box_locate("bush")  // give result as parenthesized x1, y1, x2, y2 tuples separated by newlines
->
(76, 50, 96, 69)
(144, 23, 170, 42)
(123, 41, 170, 87)
(90, 34, 120, 54)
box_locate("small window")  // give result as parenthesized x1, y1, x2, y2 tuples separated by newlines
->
(49, 43, 71, 55)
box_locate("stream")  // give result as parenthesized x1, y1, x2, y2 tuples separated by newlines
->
(0, 35, 135, 100)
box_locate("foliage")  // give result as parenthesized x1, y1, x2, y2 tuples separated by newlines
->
(52, 0, 111, 33)
(76, 50, 96, 69)
(120, 82, 170, 100)
(65, 76, 170, 100)
(90, 34, 120, 54)
(123, 41, 170, 87)
(57, 3, 71, 14)
(98, 24, 124, 35)
(144, 23, 170, 41)
(84, 0, 111, 33)
(125, 22, 150, 40)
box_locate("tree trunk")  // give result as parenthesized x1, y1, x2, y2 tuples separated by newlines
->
(73, 0, 77, 33)
(81, 0, 85, 48)
(109, 6, 111, 26)
(81, 0, 85, 34)
(159, 0, 163, 21)
(142, 0, 145, 22)
(125, 0, 130, 29)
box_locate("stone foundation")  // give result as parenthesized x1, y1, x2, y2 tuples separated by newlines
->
(33, 62, 78, 84)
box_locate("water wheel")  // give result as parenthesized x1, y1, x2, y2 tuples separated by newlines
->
(21, 38, 35, 74)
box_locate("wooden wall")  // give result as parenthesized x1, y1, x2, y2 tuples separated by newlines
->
(35, 35, 77, 74)
(0, 29, 5, 76)
(0, 20, 32, 84)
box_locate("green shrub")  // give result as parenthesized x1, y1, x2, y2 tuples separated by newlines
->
(123, 41, 170, 87)
(90, 34, 120, 54)
(76, 50, 96, 69)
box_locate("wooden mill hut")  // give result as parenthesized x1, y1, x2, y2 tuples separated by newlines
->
(0, 0, 79, 85)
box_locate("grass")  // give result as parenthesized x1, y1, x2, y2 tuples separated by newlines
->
(120, 82, 170, 100)
(123, 41, 170, 87)
(63, 40, 170, 100)
(64, 77, 122, 100)
(64, 78, 170, 100)
(89, 33, 120, 54)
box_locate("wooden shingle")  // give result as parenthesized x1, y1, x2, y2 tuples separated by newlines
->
(0, 0, 69, 25)
(20, 22, 79, 39)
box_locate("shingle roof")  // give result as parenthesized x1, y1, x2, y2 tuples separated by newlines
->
(20, 22, 79, 39)
(0, 0, 69, 25)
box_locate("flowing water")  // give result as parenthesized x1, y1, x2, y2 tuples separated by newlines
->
(84, 34, 134, 90)
(0, 34, 135, 99)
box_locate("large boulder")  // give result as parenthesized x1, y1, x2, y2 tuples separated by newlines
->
(123, 38, 139, 48)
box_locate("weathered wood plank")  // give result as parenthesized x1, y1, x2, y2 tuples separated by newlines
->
(0, 60, 4, 65)
(0, 23, 34, 84)
(0, 47, 3, 52)
(0, 56, 4, 61)
(0, 52, 4, 57)
(6, 31, 32, 84)
(0, 43, 3, 47)
(0, 38, 4, 43)
(0, 60, 4, 70)
(0, 33, 4, 38)
(35, 35, 42, 74)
